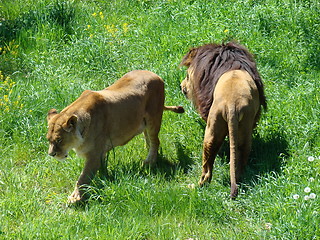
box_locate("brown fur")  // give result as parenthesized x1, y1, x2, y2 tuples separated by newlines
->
(46, 70, 184, 204)
(180, 42, 266, 198)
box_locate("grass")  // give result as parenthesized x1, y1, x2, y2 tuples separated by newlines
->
(0, 0, 319, 239)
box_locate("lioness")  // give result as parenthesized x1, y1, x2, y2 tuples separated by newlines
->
(46, 70, 184, 203)
(180, 42, 267, 198)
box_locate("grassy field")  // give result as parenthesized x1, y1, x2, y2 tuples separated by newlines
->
(0, 0, 319, 239)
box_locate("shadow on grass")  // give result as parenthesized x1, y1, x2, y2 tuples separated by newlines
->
(67, 142, 194, 208)
(150, 142, 194, 178)
(248, 133, 288, 178)
(219, 130, 289, 189)
(70, 128, 288, 208)
(101, 141, 194, 182)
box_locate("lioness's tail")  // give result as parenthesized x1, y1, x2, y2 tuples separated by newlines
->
(164, 106, 185, 113)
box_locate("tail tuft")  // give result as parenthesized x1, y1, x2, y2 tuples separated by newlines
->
(164, 106, 185, 113)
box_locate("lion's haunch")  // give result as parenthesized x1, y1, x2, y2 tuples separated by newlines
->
(181, 42, 266, 199)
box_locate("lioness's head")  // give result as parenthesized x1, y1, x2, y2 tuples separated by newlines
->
(46, 109, 83, 160)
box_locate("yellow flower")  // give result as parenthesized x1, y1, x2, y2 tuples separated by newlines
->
(123, 23, 129, 33)
(92, 12, 97, 17)
(105, 24, 118, 37)
(224, 29, 229, 33)
(99, 12, 104, 20)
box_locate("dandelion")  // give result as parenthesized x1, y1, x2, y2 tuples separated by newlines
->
(92, 12, 97, 17)
(309, 177, 315, 182)
(308, 156, 315, 162)
(265, 223, 272, 230)
(99, 11, 104, 20)
(293, 194, 300, 199)
(304, 187, 311, 193)
(304, 195, 310, 201)
(123, 23, 129, 33)
(104, 24, 118, 37)
(309, 193, 316, 199)
(224, 29, 229, 33)
(89, 34, 94, 39)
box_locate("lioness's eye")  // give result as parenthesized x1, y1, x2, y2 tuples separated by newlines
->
(56, 138, 62, 144)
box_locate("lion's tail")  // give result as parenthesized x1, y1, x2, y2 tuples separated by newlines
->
(163, 105, 185, 113)
(228, 105, 239, 199)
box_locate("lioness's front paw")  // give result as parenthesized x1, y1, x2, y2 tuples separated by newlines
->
(68, 188, 82, 204)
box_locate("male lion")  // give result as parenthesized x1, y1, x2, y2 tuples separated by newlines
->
(180, 42, 267, 198)
(46, 70, 184, 203)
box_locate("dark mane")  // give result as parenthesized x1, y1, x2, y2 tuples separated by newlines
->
(181, 42, 267, 121)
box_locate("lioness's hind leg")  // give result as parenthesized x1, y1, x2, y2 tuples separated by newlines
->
(143, 116, 161, 165)
(143, 130, 150, 148)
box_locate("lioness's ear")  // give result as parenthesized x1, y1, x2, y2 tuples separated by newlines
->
(62, 115, 78, 132)
(47, 109, 58, 122)
(180, 48, 197, 67)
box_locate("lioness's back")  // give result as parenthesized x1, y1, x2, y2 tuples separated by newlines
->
(106, 70, 163, 92)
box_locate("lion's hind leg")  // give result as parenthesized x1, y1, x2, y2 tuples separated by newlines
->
(199, 111, 228, 187)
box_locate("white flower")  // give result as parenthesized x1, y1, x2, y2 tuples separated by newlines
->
(308, 156, 315, 162)
(304, 187, 311, 193)
(293, 194, 300, 199)
(309, 177, 315, 182)
(304, 195, 310, 201)
(309, 193, 316, 199)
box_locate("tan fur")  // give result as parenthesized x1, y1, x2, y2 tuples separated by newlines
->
(182, 69, 261, 199)
(46, 70, 184, 204)
(180, 42, 266, 199)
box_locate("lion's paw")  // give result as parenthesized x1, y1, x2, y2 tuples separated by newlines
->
(198, 173, 211, 187)
(143, 155, 157, 165)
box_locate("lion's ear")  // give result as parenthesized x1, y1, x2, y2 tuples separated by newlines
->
(47, 109, 58, 122)
(62, 115, 78, 132)
(180, 48, 197, 67)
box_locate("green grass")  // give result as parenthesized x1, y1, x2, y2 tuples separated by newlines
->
(0, 0, 319, 239)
